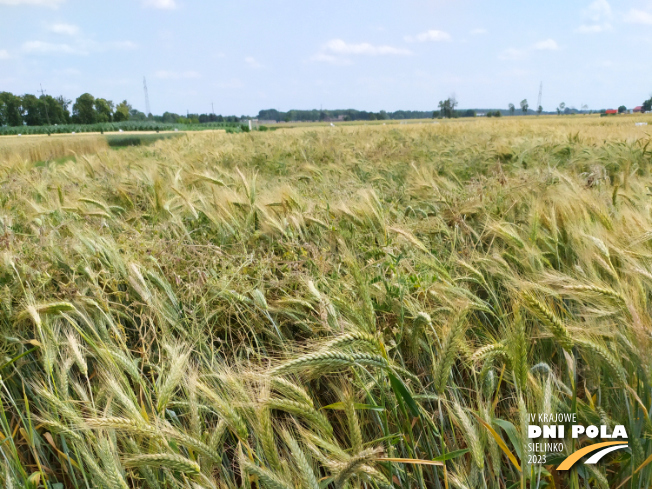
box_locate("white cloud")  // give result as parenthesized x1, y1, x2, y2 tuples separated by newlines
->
(577, 0, 612, 33)
(594, 59, 613, 68)
(323, 39, 412, 56)
(503, 68, 529, 77)
(405, 30, 451, 43)
(499, 39, 559, 60)
(583, 0, 611, 22)
(143, 0, 176, 9)
(311, 38, 412, 65)
(22, 39, 137, 56)
(624, 9, 652, 25)
(245, 56, 263, 68)
(106, 41, 138, 50)
(576, 23, 612, 33)
(0, 0, 64, 6)
(54, 67, 81, 76)
(309, 53, 353, 65)
(155, 70, 200, 79)
(49, 23, 79, 36)
(22, 41, 83, 55)
(470, 28, 487, 35)
(533, 39, 559, 50)
(0, 49, 10, 59)
(215, 78, 244, 89)
(498, 48, 527, 60)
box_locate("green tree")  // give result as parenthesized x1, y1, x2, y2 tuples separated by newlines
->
(643, 97, 652, 113)
(618, 105, 627, 114)
(130, 109, 147, 121)
(0, 92, 24, 126)
(161, 111, 179, 123)
(54, 96, 72, 123)
(438, 96, 458, 118)
(94, 98, 114, 123)
(520, 99, 529, 115)
(40, 95, 69, 124)
(114, 100, 131, 122)
(22, 94, 45, 126)
(19, 94, 65, 126)
(537, 105, 543, 115)
(508, 103, 515, 116)
(73, 93, 97, 124)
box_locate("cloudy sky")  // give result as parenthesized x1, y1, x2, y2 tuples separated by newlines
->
(1, 0, 651, 115)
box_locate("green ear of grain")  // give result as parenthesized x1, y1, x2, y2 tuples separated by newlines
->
(575, 338, 627, 385)
(17, 302, 76, 322)
(472, 414, 521, 473)
(521, 291, 573, 352)
(241, 459, 293, 489)
(124, 454, 200, 475)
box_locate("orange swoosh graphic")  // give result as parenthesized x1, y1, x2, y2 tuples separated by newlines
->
(557, 441, 628, 470)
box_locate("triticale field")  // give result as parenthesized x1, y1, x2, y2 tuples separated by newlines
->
(2, 116, 652, 488)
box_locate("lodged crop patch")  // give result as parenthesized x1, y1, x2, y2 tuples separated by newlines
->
(1, 118, 652, 488)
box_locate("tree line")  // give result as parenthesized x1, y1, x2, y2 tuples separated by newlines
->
(0, 91, 245, 127)
(257, 108, 436, 122)
(0, 91, 130, 126)
(6, 89, 651, 129)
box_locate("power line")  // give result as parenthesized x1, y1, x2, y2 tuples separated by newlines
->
(143, 76, 152, 117)
(38, 83, 51, 125)
(537, 82, 543, 113)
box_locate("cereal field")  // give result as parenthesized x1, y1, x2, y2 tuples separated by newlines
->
(1, 115, 652, 488)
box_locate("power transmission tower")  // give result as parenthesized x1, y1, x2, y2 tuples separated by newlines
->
(143, 77, 152, 117)
(537, 82, 543, 114)
(38, 83, 51, 125)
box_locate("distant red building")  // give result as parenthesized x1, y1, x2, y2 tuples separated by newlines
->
(605, 109, 618, 115)
(633, 106, 643, 113)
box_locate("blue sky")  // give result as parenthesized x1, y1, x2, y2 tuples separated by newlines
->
(1, 0, 652, 115)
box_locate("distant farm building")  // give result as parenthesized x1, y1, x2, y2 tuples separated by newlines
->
(605, 109, 618, 115)
(634, 106, 643, 113)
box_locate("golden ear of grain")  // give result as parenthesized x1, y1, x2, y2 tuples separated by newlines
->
(387, 226, 429, 253)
